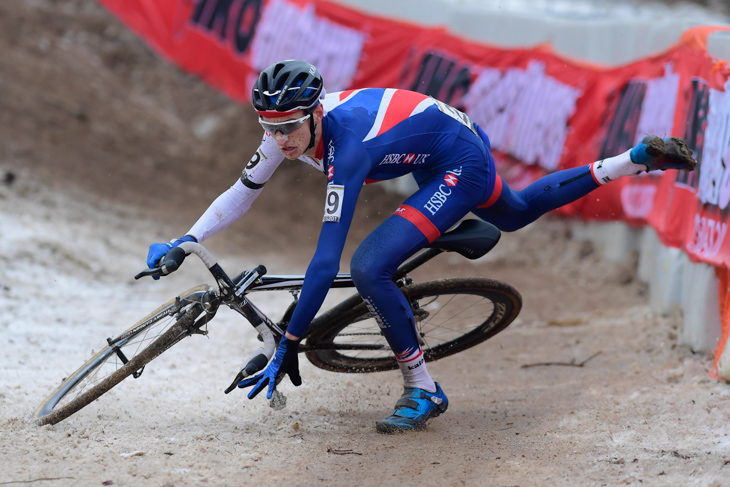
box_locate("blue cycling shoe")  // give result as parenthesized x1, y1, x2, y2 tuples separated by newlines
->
(375, 383, 448, 434)
(629, 136, 696, 172)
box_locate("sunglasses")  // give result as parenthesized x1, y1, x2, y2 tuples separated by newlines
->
(259, 114, 311, 136)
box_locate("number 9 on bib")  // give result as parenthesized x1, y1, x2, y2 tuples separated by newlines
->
(323, 184, 344, 222)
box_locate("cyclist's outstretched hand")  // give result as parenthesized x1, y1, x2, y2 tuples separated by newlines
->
(238, 336, 302, 399)
(145, 235, 196, 280)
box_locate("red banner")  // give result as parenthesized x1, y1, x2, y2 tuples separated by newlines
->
(97, 0, 730, 268)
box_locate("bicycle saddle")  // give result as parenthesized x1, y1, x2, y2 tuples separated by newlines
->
(427, 219, 501, 259)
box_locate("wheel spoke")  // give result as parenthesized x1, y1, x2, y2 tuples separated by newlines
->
(53, 312, 180, 411)
(37, 287, 212, 423)
(329, 289, 499, 361)
(306, 279, 521, 373)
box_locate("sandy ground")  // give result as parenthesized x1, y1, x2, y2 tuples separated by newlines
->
(2, 1, 730, 486)
(3, 171, 730, 487)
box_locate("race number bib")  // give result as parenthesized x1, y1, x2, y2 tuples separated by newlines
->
(245, 149, 266, 170)
(323, 185, 344, 222)
(434, 99, 478, 135)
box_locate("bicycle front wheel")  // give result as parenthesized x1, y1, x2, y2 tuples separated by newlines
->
(34, 285, 212, 425)
(304, 278, 522, 373)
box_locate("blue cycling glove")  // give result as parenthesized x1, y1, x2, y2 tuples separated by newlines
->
(146, 235, 197, 280)
(238, 336, 302, 400)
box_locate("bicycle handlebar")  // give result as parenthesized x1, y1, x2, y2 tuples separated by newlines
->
(134, 242, 220, 280)
(178, 241, 218, 268)
(134, 241, 279, 388)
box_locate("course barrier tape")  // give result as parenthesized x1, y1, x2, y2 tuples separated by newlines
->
(96, 0, 730, 379)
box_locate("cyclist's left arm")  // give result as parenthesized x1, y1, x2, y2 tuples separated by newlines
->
(284, 138, 370, 339)
(187, 135, 284, 242)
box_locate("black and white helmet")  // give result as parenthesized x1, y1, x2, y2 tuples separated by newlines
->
(252, 60, 325, 118)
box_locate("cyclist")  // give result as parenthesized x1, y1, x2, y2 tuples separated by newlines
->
(147, 59, 696, 434)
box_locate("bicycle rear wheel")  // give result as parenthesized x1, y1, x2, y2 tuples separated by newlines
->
(34, 285, 211, 425)
(304, 278, 522, 373)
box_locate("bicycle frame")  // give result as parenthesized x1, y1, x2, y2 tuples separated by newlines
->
(34, 218, 518, 425)
(132, 243, 444, 390)
(131, 219, 502, 390)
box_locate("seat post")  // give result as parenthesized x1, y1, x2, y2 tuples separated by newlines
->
(394, 248, 443, 281)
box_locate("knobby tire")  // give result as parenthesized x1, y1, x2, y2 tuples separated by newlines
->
(303, 277, 522, 373)
(35, 286, 208, 425)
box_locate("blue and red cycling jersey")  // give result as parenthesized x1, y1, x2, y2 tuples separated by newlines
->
(189, 88, 503, 338)
(317, 88, 494, 184)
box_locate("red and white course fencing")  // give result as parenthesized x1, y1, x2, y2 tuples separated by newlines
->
(96, 0, 730, 379)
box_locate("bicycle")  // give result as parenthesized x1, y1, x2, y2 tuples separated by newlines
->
(34, 219, 522, 426)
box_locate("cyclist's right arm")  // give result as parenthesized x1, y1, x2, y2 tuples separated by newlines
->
(187, 135, 284, 242)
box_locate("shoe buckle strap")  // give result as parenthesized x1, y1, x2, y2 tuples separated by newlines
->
(395, 398, 421, 410)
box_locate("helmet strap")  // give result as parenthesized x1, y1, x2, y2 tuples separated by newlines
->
(307, 107, 316, 150)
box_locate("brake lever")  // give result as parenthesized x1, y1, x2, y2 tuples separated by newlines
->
(134, 267, 163, 280)
(224, 352, 270, 394)
(134, 247, 188, 280)
(224, 371, 245, 394)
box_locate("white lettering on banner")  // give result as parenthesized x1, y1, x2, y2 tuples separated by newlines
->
(463, 61, 581, 171)
(720, 146, 730, 209)
(620, 184, 657, 219)
(250, 0, 365, 91)
(634, 63, 680, 145)
(698, 79, 730, 207)
(686, 214, 728, 259)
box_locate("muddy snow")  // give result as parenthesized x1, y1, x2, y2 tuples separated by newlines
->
(3, 173, 730, 487)
(2, 0, 730, 485)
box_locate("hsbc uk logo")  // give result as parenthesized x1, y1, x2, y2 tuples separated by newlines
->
(326, 140, 336, 182)
(327, 140, 335, 165)
(424, 167, 462, 216)
(379, 153, 431, 165)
